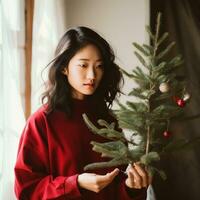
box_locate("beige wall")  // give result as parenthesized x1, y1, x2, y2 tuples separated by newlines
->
(64, 0, 149, 103)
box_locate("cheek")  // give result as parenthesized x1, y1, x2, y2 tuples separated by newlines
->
(68, 68, 83, 82)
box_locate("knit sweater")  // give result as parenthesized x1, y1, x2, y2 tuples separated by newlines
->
(14, 98, 146, 200)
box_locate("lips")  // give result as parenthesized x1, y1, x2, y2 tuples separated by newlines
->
(83, 83, 94, 87)
(83, 83, 95, 87)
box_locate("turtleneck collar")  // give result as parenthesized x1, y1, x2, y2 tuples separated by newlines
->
(72, 97, 94, 115)
(72, 97, 92, 106)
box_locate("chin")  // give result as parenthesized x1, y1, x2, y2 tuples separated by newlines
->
(82, 89, 96, 95)
(83, 92, 95, 96)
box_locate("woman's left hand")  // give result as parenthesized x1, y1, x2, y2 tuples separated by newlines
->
(125, 163, 152, 189)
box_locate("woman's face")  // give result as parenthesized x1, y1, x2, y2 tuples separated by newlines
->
(63, 44, 104, 100)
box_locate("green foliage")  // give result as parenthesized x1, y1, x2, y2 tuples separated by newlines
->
(140, 152, 160, 165)
(84, 157, 129, 171)
(91, 141, 128, 158)
(83, 12, 199, 180)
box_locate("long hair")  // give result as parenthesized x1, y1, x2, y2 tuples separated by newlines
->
(42, 26, 123, 116)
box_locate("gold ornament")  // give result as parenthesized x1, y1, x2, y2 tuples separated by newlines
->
(159, 82, 170, 93)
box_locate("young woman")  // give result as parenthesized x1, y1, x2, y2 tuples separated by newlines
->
(14, 26, 151, 200)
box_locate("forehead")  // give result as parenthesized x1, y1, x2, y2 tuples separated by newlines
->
(73, 44, 102, 61)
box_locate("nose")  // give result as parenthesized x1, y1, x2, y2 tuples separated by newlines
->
(86, 67, 95, 80)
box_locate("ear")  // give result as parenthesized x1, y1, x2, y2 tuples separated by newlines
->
(62, 68, 68, 76)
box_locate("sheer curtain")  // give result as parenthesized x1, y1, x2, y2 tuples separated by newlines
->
(0, 0, 67, 199)
(31, 0, 67, 113)
(0, 0, 25, 199)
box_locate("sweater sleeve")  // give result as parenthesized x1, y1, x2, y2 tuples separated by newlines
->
(14, 112, 81, 200)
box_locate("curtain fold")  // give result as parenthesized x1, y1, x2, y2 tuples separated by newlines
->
(150, 1, 200, 199)
(0, 0, 25, 199)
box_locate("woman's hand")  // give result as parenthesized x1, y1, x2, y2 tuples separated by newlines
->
(125, 163, 152, 189)
(78, 168, 119, 193)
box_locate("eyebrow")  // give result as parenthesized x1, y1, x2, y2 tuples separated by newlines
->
(78, 58, 102, 62)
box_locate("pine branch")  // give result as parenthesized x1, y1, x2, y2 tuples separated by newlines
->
(140, 151, 160, 165)
(156, 42, 175, 60)
(145, 26, 155, 41)
(143, 44, 154, 54)
(133, 42, 149, 56)
(91, 141, 128, 158)
(84, 157, 130, 171)
(82, 113, 125, 140)
(152, 12, 161, 58)
(134, 51, 149, 69)
(157, 32, 169, 47)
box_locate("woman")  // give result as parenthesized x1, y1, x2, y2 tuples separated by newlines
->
(14, 26, 151, 200)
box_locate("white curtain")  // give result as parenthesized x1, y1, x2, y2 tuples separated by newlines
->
(31, 0, 67, 113)
(0, 0, 67, 199)
(0, 0, 25, 199)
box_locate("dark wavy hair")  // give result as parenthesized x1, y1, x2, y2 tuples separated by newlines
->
(42, 26, 123, 117)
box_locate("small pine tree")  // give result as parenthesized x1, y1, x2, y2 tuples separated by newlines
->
(82, 13, 199, 179)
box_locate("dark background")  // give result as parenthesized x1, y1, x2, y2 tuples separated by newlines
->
(150, 0, 200, 199)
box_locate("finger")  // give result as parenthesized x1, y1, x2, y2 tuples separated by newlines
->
(135, 163, 153, 186)
(106, 168, 120, 179)
(136, 163, 153, 186)
(94, 169, 119, 191)
(134, 163, 148, 187)
(126, 170, 135, 188)
(97, 168, 119, 183)
(128, 165, 142, 188)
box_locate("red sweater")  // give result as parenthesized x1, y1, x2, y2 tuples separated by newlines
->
(14, 98, 146, 200)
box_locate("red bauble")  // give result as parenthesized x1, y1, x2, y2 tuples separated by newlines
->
(173, 96, 186, 107)
(176, 98, 185, 107)
(163, 131, 171, 138)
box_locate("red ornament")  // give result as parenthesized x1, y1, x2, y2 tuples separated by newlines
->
(176, 98, 185, 107)
(163, 131, 171, 138)
(172, 96, 186, 107)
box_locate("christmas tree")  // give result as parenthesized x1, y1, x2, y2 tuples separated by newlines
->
(82, 13, 199, 179)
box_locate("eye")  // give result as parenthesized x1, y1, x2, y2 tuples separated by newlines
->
(96, 64, 104, 69)
(78, 63, 87, 68)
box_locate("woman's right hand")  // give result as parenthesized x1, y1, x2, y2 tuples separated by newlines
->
(77, 168, 119, 193)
